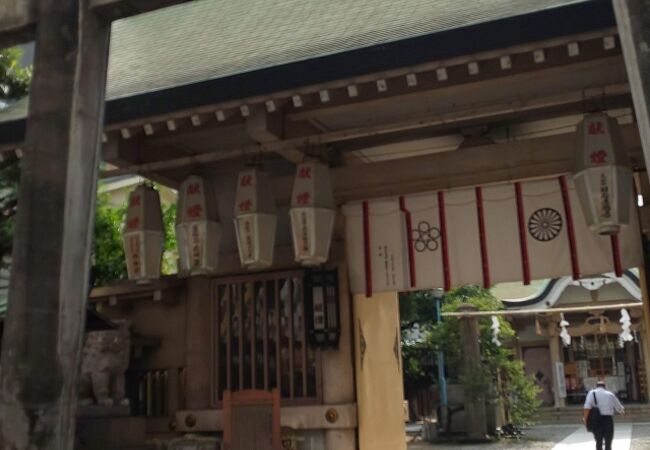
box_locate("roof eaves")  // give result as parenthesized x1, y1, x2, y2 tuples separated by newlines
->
(502, 269, 642, 309)
(0, 0, 616, 147)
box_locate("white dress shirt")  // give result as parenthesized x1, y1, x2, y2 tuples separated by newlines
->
(583, 387, 625, 416)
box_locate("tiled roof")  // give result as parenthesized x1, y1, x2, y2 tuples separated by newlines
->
(106, 0, 588, 99)
(0, 0, 612, 134)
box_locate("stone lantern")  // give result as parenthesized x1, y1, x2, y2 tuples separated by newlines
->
(233, 167, 277, 269)
(289, 160, 336, 266)
(176, 175, 222, 275)
(123, 184, 164, 283)
(573, 112, 633, 235)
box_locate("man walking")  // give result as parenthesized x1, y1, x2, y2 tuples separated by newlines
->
(583, 380, 625, 450)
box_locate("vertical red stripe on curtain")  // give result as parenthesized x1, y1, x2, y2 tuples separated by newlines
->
(559, 175, 581, 280)
(362, 201, 372, 297)
(399, 196, 417, 288)
(437, 191, 451, 291)
(610, 234, 623, 277)
(475, 187, 491, 288)
(515, 182, 531, 285)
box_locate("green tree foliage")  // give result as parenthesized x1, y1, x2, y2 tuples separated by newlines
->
(399, 290, 439, 390)
(428, 286, 542, 426)
(161, 202, 178, 275)
(0, 48, 31, 102)
(0, 48, 31, 267)
(400, 286, 541, 427)
(0, 161, 19, 267)
(92, 194, 127, 285)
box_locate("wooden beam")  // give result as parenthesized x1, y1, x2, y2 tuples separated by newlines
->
(286, 43, 624, 124)
(102, 120, 643, 205)
(100, 81, 634, 178)
(335, 91, 633, 156)
(0, 0, 111, 447)
(246, 107, 304, 163)
(89, 0, 193, 21)
(248, 125, 643, 206)
(0, 0, 35, 48)
(328, 124, 642, 202)
(103, 138, 184, 187)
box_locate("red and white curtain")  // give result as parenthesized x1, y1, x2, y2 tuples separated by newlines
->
(342, 175, 642, 296)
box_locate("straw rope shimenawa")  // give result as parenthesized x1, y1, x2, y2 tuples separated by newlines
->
(442, 302, 643, 317)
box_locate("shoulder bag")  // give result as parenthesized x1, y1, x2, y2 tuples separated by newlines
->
(586, 390, 601, 432)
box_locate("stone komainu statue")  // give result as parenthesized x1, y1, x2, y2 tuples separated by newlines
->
(78, 320, 131, 407)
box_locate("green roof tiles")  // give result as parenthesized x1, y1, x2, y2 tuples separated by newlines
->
(106, 0, 586, 99)
(0, 0, 602, 127)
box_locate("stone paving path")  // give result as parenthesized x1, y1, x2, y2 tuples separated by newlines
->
(407, 423, 650, 450)
(551, 424, 632, 450)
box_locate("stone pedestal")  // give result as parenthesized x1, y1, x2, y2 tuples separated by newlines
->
(548, 335, 566, 408)
(76, 416, 146, 449)
(458, 304, 487, 440)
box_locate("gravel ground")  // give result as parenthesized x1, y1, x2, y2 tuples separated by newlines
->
(407, 424, 650, 449)
(407, 425, 576, 450)
(631, 423, 650, 450)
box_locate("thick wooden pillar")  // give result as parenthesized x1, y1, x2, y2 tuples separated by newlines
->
(0, 1, 110, 448)
(185, 276, 213, 410)
(614, 0, 650, 402)
(614, 0, 650, 180)
(457, 304, 487, 440)
(322, 264, 356, 450)
(637, 267, 650, 402)
(353, 291, 406, 450)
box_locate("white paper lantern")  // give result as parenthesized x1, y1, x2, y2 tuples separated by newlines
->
(573, 112, 633, 235)
(289, 161, 336, 266)
(123, 184, 164, 283)
(234, 168, 277, 269)
(176, 175, 222, 275)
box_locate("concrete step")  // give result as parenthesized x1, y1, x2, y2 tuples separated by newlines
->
(534, 405, 650, 424)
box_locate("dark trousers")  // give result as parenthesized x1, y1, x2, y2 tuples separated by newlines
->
(593, 415, 614, 450)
